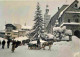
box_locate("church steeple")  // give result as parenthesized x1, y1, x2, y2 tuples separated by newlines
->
(45, 5, 49, 14)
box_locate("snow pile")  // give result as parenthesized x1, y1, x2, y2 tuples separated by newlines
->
(14, 36, 29, 41)
(62, 26, 66, 30)
(71, 36, 80, 50)
(62, 36, 69, 40)
(53, 26, 66, 32)
(0, 37, 7, 41)
(65, 29, 72, 35)
(53, 27, 63, 32)
(0, 36, 80, 57)
(74, 52, 80, 57)
(29, 39, 46, 44)
(29, 41, 37, 44)
(47, 34, 54, 39)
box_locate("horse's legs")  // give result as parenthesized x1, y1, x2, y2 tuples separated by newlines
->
(43, 46, 45, 50)
(48, 45, 51, 50)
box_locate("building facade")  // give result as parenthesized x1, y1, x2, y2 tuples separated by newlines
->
(5, 24, 27, 39)
(5, 24, 16, 39)
(47, 0, 80, 38)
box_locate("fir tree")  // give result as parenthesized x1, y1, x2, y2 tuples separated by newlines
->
(29, 2, 44, 40)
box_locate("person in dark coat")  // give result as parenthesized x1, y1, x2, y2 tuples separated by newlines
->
(15, 41, 20, 48)
(37, 39, 41, 49)
(37, 39, 40, 45)
(11, 40, 16, 52)
(7, 40, 10, 48)
(0, 40, 1, 46)
(2, 40, 6, 49)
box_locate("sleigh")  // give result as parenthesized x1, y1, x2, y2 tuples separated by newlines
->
(27, 39, 47, 50)
(27, 43, 41, 50)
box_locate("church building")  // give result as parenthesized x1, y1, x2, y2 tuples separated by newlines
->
(44, 5, 51, 32)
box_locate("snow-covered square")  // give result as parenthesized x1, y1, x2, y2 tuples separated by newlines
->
(0, 36, 80, 57)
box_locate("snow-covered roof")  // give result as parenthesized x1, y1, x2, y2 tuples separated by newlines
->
(12, 30, 18, 32)
(14, 36, 29, 41)
(58, 6, 69, 18)
(60, 22, 80, 26)
(21, 25, 32, 29)
(47, 33, 54, 39)
(66, 11, 80, 13)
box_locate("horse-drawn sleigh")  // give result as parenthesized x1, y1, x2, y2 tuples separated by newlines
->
(27, 40, 53, 50)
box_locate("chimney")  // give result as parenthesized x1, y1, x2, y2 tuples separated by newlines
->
(58, 7, 60, 11)
(75, 0, 77, 1)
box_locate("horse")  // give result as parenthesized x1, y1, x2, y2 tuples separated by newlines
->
(27, 43, 39, 50)
(42, 41, 53, 50)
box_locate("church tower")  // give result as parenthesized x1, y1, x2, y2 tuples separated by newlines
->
(44, 5, 51, 32)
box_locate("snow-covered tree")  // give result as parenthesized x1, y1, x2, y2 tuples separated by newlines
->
(29, 2, 44, 40)
(53, 26, 72, 41)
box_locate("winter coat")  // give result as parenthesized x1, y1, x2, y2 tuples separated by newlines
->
(0, 41, 1, 45)
(7, 40, 10, 45)
(2, 40, 6, 45)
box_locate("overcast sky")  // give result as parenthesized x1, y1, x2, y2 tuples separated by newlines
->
(0, 0, 77, 30)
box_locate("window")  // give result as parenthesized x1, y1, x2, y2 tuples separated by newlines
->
(68, 19, 70, 23)
(14, 32, 18, 35)
(75, 4, 77, 7)
(75, 19, 79, 22)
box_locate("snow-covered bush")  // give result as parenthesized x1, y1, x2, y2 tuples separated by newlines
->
(47, 33, 54, 39)
(53, 26, 72, 41)
(65, 29, 72, 36)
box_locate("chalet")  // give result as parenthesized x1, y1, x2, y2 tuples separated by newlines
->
(47, 0, 80, 38)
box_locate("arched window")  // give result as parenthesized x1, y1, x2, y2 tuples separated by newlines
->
(75, 19, 79, 22)
(68, 19, 70, 23)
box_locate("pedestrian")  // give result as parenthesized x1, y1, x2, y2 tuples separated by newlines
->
(0, 40, 1, 46)
(37, 39, 41, 49)
(7, 40, 10, 48)
(11, 40, 16, 52)
(15, 41, 19, 48)
(2, 40, 6, 49)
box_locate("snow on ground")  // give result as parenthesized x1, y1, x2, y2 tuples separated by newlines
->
(0, 37, 7, 42)
(0, 36, 80, 57)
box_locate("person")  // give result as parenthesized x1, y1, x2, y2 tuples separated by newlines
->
(11, 40, 16, 52)
(2, 40, 6, 49)
(15, 40, 20, 48)
(0, 40, 1, 45)
(7, 40, 10, 48)
(37, 39, 41, 49)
